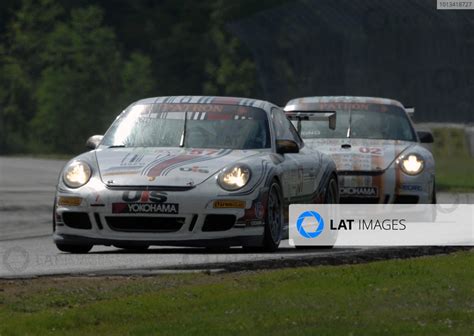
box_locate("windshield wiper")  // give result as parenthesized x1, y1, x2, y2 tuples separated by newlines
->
(179, 111, 187, 147)
(108, 145, 126, 148)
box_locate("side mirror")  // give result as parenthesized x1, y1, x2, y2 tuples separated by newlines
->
(86, 135, 104, 149)
(276, 140, 299, 154)
(417, 131, 434, 144)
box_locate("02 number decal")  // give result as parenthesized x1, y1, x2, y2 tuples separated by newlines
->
(359, 147, 382, 155)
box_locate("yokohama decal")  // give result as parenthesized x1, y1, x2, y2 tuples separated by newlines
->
(112, 203, 179, 214)
(340, 187, 378, 197)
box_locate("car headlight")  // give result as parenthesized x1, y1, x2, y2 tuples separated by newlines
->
(63, 161, 92, 188)
(397, 153, 424, 175)
(217, 165, 251, 191)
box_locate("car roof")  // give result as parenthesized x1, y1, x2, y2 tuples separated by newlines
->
(132, 96, 276, 113)
(286, 96, 405, 109)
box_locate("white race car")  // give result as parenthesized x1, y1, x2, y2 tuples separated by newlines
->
(54, 96, 338, 253)
(285, 96, 435, 204)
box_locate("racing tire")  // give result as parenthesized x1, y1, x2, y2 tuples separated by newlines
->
(262, 181, 284, 252)
(295, 175, 338, 250)
(429, 180, 437, 222)
(56, 243, 93, 254)
(52, 203, 56, 233)
(325, 175, 339, 204)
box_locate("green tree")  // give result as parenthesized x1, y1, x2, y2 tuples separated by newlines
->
(31, 6, 154, 154)
(0, 0, 62, 153)
(121, 53, 155, 103)
(203, 0, 258, 97)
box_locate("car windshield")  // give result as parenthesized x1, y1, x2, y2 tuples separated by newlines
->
(291, 104, 416, 141)
(102, 103, 271, 149)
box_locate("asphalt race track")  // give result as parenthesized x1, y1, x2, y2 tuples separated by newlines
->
(1, 157, 472, 278)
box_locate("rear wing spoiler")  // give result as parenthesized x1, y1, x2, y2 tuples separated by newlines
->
(405, 106, 415, 117)
(285, 111, 337, 130)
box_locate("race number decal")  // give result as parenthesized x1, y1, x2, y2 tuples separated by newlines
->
(359, 147, 383, 156)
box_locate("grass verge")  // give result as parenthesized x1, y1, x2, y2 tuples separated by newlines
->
(0, 251, 473, 335)
(431, 128, 474, 192)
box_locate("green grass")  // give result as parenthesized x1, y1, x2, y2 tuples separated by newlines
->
(431, 128, 474, 191)
(0, 251, 473, 335)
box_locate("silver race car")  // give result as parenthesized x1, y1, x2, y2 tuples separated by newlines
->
(54, 96, 338, 253)
(285, 96, 435, 204)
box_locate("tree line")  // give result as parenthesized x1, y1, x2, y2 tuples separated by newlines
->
(0, 0, 283, 154)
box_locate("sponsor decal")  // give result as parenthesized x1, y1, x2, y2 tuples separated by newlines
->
(304, 102, 390, 112)
(57, 196, 82, 206)
(250, 220, 264, 226)
(340, 187, 378, 197)
(115, 191, 176, 213)
(255, 202, 264, 219)
(157, 103, 224, 113)
(300, 130, 321, 137)
(400, 184, 423, 192)
(187, 149, 220, 155)
(179, 166, 210, 174)
(213, 200, 246, 209)
(313, 102, 370, 111)
(122, 191, 168, 203)
(113, 203, 179, 214)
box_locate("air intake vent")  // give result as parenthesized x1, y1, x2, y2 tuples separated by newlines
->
(394, 195, 419, 204)
(202, 215, 236, 232)
(63, 212, 92, 230)
(106, 217, 185, 232)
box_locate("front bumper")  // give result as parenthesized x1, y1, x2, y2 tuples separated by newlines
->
(53, 234, 263, 247)
(338, 167, 435, 204)
(54, 183, 267, 247)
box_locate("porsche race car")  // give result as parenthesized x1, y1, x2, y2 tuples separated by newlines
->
(54, 96, 338, 253)
(284, 96, 435, 204)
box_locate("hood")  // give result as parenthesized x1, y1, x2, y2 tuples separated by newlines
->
(304, 138, 414, 172)
(95, 147, 261, 187)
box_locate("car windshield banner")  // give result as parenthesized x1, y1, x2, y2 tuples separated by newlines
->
(289, 204, 474, 246)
